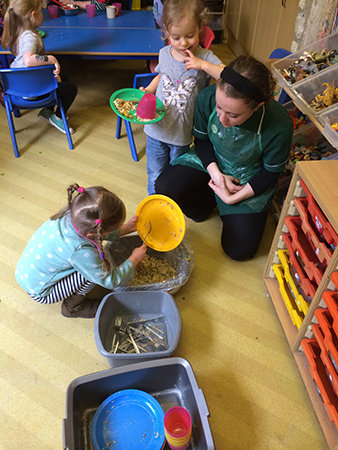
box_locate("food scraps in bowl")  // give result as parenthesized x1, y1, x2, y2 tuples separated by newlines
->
(113, 98, 160, 122)
(129, 256, 176, 285)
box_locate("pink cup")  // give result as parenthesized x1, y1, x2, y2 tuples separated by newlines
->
(111, 2, 121, 16)
(47, 5, 58, 18)
(86, 4, 96, 17)
(164, 407, 192, 450)
(136, 93, 157, 120)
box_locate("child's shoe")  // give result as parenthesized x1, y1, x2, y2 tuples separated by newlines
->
(38, 108, 54, 122)
(61, 294, 101, 318)
(49, 113, 74, 135)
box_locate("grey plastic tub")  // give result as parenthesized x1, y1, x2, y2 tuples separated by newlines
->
(63, 357, 214, 450)
(94, 291, 182, 368)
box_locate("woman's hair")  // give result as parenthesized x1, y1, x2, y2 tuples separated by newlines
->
(161, 0, 209, 35)
(1, 0, 43, 54)
(51, 184, 126, 273)
(216, 55, 276, 109)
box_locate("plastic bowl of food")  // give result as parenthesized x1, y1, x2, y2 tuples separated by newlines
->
(62, 4, 79, 15)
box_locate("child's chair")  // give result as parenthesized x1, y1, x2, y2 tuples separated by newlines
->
(0, 65, 74, 158)
(268, 48, 292, 104)
(115, 72, 158, 162)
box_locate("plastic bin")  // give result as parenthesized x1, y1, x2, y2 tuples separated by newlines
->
(282, 232, 318, 299)
(302, 338, 338, 428)
(284, 216, 326, 285)
(314, 308, 338, 385)
(105, 235, 195, 295)
(272, 263, 304, 329)
(94, 291, 181, 368)
(300, 180, 338, 249)
(63, 357, 215, 450)
(271, 32, 338, 90)
(294, 197, 334, 264)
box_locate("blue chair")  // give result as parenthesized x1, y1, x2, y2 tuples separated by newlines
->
(0, 65, 74, 158)
(115, 72, 158, 162)
(269, 48, 292, 104)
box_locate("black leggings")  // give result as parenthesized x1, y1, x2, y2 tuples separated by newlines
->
(45, 81, 77, 118)
(155, 165, 269, 261)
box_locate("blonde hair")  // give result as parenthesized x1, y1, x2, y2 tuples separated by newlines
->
(51, 184, 126, 273)
(161, 0, 209, 35)
(1, 0, 43, 54)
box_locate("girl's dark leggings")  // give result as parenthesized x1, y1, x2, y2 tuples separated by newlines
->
(54, 81, 78, 118)
(155, 164, 270, 261)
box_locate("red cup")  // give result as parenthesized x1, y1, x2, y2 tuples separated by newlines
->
(86, 4, 96, 17)
(111, 2, 121, 16)
(136, 93, 157, 120)
(47, 5, 58, 18)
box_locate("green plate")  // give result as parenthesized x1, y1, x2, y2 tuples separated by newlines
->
(37, 29, 46, 38)
(110, 88, 165, 124)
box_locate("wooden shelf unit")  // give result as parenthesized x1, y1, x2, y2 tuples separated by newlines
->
(263, 160, 338, 449)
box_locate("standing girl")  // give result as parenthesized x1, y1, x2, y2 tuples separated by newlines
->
(15, 184, 147, 318)
(1, 0, 78, 134)
(141, 0, 225, 195)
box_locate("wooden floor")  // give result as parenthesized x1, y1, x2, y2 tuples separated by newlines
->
(0, 43, 328, 449)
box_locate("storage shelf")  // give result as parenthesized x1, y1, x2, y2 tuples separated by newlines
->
(264, 161, 338, 449)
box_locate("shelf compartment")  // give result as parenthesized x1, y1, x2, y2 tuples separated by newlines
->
(294, 196, 334, 264)
(272, 263, 304, 329)
(323, 290, 338, 341)
(313, 322, 338, 396)
(283, 216, 326, 285)
(302, 338, 338, 429)
(300, 179, 338, 249)
(283, 232, 318, 299)
(277, 249, 310, 315)
(315, 308, 338, 390)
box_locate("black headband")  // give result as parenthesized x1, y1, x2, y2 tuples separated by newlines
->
(220, 66, 265, 103)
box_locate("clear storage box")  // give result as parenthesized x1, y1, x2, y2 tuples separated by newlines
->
(271, 32, 338, 90)
(63, 357, 215, 450)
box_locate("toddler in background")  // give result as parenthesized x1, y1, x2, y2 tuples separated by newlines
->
(141, 0, 225, 194)
(15, 184, 147, 318)
(1, 0, 77, 134)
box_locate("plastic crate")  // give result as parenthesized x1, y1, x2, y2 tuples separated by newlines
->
(332, 272, 338, 290)
(282, 233, 318, 299)
(300, 180, 338, 249)
(94, 291, 181, 368)
(63, 357, 215, 450)
(272, 263, 304, 329)
(312, 323, 338, 395)
(283, 216, 326, 285)
(271, 32, 338, 91)
(294, 197, 334, 264)
(277, 249, 310, 314)
(323, 290, 338, 338)
(105, 235, 195, 295)
(302, 338, 338, 428)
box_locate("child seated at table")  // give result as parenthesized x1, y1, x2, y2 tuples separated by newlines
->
(1, 0, 78, 134)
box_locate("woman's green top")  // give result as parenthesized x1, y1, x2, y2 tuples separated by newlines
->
(173, 84, 293, 215)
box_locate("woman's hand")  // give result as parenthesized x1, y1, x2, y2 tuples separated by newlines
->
(209, 175, 254, 205)
(129, 243, 147, 267)
(120, 215, 138, 236)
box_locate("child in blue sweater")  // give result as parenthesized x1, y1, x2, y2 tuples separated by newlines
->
(15, 184, 147, 318)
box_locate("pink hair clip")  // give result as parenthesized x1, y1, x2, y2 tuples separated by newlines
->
(77, 187, 84, 193)
(95, 219, 102, 225)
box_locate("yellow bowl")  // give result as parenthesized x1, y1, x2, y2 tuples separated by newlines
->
(136, 195, 186, 252)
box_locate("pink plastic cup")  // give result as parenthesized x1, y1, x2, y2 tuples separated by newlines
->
(86, 4, 96, 17)
(136, 93, 157, 120)
(164, 406, 192, 450)
(47, 5, 58, 18)
(111, 2, 121, 16)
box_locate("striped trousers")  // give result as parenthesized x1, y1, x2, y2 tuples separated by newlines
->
(28, 272, 95, 305)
